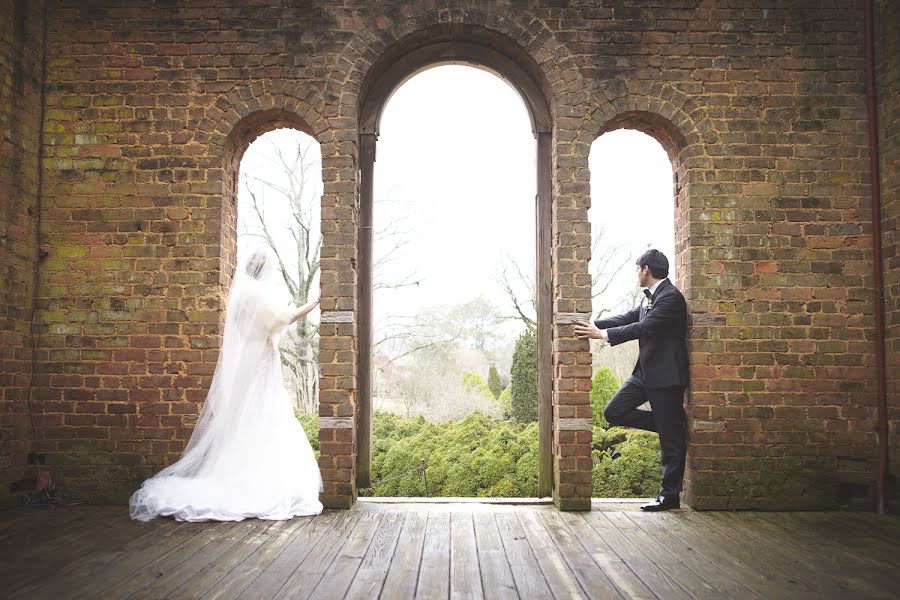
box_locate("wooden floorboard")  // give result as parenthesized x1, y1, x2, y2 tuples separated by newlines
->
(415, 510, 451, 599)
(756, 511, 900, 588)
(262, 510, 358, 600)
(449, 511, 483, 599)
(307, 511, 383, 600)
(602, 511, 721, 600)
(622, 511, 760, 599)
(0, 504, 897, 599)
(379, 510, 426, 599)
(343, 510, 405, 600)
(495, 511, 554, 598)
(716, 511, 890, 599)
(674, 511, 821, 599)
(537, 509, 622, 600)
(557, 511, 655, 600)
(584, 510, 693, 600)
(168, 519, 282, 599)
(201, 513, 318, 600)
(472, 512, 518, 600)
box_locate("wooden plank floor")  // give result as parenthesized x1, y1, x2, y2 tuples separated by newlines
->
(1, 502, 898, 599)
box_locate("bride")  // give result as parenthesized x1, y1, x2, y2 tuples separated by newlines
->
(130, 247, 323, 522)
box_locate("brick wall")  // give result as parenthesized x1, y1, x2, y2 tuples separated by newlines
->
(672, 2, 880, 510)
(876, 0, 899, 511)
(0, 0, 44, 508)
(3, 0, 893, 510)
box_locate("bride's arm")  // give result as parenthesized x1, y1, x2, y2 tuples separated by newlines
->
(290, 295, 319, 324)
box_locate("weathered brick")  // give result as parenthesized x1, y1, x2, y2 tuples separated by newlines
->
(0, 0, 892, 513)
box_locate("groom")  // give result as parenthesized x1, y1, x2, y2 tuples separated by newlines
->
(574, 249, 689, 511)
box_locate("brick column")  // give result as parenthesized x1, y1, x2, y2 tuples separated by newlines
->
(317, 145, 359, 509)
(551, 126, 594, 510)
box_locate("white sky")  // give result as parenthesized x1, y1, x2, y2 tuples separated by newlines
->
(238, 64, 675, 341)
(372, 66, 535, 334)
(373, 65, 675, 331)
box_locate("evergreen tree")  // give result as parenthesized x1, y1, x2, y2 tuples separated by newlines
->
(498, 385, 512, 419)
(487, 364, 502, 400)
(510, 329, 538, 423)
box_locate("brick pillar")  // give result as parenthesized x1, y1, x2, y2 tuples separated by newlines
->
(317, 146, 359, 509)
(551, 128, 594, 511)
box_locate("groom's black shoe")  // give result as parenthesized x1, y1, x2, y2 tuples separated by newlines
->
(640, 495, 680, 511)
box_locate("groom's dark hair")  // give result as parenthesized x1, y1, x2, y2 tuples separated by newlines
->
(636, 249, 669, 279)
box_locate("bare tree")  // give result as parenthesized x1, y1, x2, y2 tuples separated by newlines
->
(372, 196, 422, 292)
(498, 226, 633, 329)
(240, 133, 322, 414)
(589, 226, 633, 318)
(498, 257, 536, 331)
(447, 296, 504, 352)
(239, 132, 425, 414)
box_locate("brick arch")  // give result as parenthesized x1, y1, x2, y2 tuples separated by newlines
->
(200, 89, 331, 289)
(357, 25, 553, 136)
(586, 92, 713, 507)
(590, 108, 696, 210)
(589, 84, 712, 164)
(587, 86, 711, 289)
(328, 6, 586, 121)
(347, 19, 563, 504)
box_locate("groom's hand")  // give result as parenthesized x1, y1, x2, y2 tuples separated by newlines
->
(574, 320, 605, 340)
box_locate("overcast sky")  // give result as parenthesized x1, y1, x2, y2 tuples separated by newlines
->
(372, 65, 674, 331)
(238, 65, 675, 340)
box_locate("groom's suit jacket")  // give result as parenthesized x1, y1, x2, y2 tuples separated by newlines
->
(594, 278, 689, 389)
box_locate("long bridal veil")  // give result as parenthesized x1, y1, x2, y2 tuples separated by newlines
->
(129, 247, 323, 522)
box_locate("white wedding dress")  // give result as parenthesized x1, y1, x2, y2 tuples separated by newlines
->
(129, 248, 323, 522)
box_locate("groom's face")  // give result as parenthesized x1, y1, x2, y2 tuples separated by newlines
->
(637, 265, 650, 288)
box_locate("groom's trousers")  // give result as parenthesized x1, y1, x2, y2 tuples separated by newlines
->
(603, 367, 687, 501)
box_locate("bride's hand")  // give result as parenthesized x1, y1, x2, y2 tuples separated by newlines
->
(290, 295, 320, 323)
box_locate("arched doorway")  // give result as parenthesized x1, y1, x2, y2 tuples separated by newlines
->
(587, 128, 679, 499)
(357, 26, 554, 497)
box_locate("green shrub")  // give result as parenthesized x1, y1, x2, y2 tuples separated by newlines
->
(295, 407, 661, 499)
(510, 329, 538, 423)
(591, 429, 662, 498)
(295, 410, 320, 460)
(462, 371, 495, 401)
(362, 411, 538, 497)
(590, 367, 621, 429)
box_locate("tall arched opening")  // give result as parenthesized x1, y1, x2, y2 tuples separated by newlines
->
(588, 109, 697, 504)
(357, 25, 555, 498)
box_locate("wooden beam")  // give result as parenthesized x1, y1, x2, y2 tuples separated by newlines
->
(537, 131, 553, 498)
(357, 133, 376, 489)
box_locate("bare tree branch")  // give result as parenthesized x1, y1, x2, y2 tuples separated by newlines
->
(497, 227, 634, 326)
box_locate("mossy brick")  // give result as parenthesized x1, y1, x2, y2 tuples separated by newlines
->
(1, 0, 892, 513)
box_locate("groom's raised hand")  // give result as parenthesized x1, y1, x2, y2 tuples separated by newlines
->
(574, 320, 605, 340)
